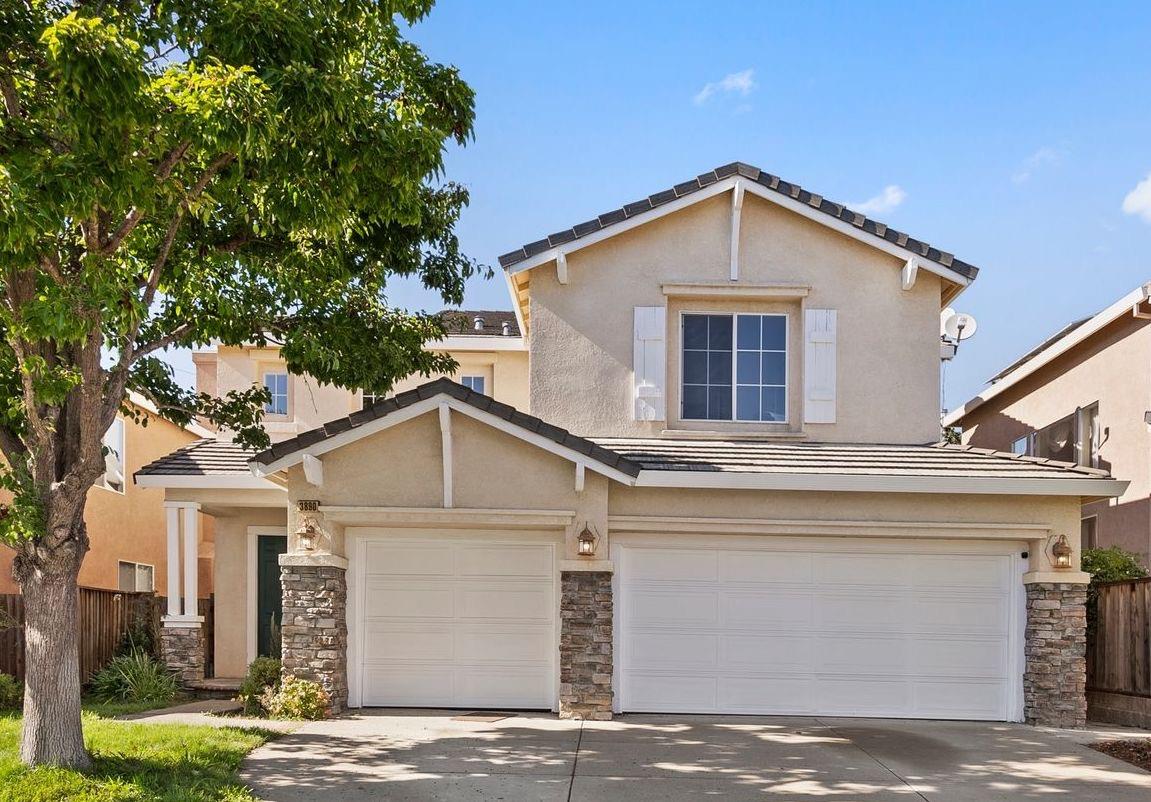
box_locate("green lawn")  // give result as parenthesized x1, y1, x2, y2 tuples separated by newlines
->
(0, 711, 277, 802)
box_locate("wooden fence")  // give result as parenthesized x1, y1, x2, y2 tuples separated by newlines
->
(1087, 577, 1151, 697)
(0, 587, 159, 683)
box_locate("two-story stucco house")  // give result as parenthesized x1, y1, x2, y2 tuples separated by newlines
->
(946, 283, 1151, 563)
(136, 162, 1125, 728)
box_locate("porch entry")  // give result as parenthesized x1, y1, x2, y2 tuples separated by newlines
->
(257, 534, 287, 658)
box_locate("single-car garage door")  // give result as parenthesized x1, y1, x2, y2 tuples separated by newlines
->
(351, 537, 556, 709)
(617, 539, 1019, 720)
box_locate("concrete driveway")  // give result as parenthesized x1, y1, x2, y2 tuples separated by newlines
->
(241, 710, 1151, 801)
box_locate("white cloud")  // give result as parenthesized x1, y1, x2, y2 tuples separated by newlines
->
(1122, 172, 1151, 223)
(1012, 146, 1064, 184)
(693, 69, 756, 105)
(850, 185, 906, 216)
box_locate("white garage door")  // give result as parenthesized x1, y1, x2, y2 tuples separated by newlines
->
(352, 537, 556, 709)
(618, 540, 1019, 720)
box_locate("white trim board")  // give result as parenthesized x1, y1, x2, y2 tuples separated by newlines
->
(252, 394, 640, 486)
(135, 474, 283, 490)
(506, 176, 974, 291)
(945, 282, 1151, 427)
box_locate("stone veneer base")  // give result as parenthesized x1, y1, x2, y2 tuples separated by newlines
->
(160, 624, 205, 685)
(1024, 582, 1087, 728)
(281, 562, 349, 714)
(559, 570, 613, 721)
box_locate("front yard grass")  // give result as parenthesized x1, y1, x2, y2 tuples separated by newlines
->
(0, 710, 277, 802)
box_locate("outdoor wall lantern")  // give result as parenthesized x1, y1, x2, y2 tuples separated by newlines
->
(1050, 533, 1073, 570)
(296, 500, 321, 552)
(577, 524, 599, 557)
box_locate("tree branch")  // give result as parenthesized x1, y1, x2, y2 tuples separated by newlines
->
(100, 141, 191, 256)
(131, 322, 194, 361)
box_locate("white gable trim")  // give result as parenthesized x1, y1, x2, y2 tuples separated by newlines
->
(944, 282, 1151, 427)
(506, 175, 973, 291)
(134, 474, 282, 490)
(252, 394, 639, 486)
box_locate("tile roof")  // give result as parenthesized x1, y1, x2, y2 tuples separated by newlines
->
(589, 438, 1113, 480)
(135, 438, 256, 477)
(498, 162, 979, 281)
(987, 316, 1092, 383)
(439, 309, 520, 337)
(250, 378, 641, 476)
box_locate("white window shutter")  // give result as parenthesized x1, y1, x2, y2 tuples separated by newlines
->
(803, 309, 837, 424)
(633, 306, 667, 421)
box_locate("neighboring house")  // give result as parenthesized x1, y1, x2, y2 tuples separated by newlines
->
(945, 283, 1151, 563)
(137, 162, 1125, 729)
(0, 393, 215, 597)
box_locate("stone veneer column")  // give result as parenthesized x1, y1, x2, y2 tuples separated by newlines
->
(280, 555, 349, 714)
(559, 570, 613, 720)
(1024, 582, 1087, 728)
(160, 624, 204, 684)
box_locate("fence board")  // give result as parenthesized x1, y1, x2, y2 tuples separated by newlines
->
(0, 587, 180, 683)
(1088, 577, 1151, 697)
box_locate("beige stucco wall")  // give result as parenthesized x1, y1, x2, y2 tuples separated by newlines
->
(387, 348, 529, 411)
(0, 406, 214, 595)
(959, 315, 1151, 561)
(528, 192, 944, 443)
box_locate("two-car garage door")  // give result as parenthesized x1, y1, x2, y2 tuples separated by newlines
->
(349, 534, 1020, 721)
(617, 540, 1019, 721)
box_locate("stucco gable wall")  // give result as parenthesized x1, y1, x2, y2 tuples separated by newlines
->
(528, 192, 943, 442)
(283, 409, 608, 560)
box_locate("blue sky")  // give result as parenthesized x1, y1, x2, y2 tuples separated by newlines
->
(170, 2, 1151, 410)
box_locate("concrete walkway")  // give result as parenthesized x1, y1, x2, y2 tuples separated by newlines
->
(239, 710, 1151, 801)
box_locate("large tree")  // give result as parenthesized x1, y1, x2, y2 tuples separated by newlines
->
(0, 0, 479, 768)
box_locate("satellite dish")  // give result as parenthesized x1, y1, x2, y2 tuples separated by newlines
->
(940, 307, 956, 337)
(942, 311, 978, 342)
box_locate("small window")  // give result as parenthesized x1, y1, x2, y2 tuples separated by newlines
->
(97, 418, 125, 493)
(1081, 517, 1098, 551)
(1011, 435, 1030, 456)
(682, 313, 787, 422)
(118, 561, 154, 592)
(461, 375, 486, 395)
(263, 371, 289, 416)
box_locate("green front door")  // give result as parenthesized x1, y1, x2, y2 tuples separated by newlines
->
(257, 535, 287, 658)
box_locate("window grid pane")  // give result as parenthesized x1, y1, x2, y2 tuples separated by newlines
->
(461, 375, 486, 395)
(264, 373, 289, 415)
(682, 315, 733, 421)
(735, 313, 787, 422)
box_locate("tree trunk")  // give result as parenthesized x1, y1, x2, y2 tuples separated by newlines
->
(16, 518, 92, 770)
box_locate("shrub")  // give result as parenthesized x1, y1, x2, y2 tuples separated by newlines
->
(116, 618, 159, 659)
(89, 652, 180, 705)
(237, 656, 282, 716)
(260, 675, 329, 720)
(0, 673, 22, 710)
(1082, 546, 1148, 633)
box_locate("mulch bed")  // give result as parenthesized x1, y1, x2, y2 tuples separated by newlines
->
(1092, 740, 1151, 773)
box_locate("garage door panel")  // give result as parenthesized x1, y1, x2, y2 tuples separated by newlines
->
(355, 538, 556, 710)
(627, 674, 717, 711)
(719, 676, 814, 713)
(366, 584, 455, 618)
(627, 589, 718, 626)
(628, 632, 718, 669)
(628, 549, 718, 582)
(721, 591, 814, 629)
(620, 542, 1016, 721)
(456, 626, 553, 663)
(720, 634, 813, 671)
(365, 542, 453, 576)
(720, 551, 813, 584)
(457, 545, 553, 577)
(457, 586, 553, 620)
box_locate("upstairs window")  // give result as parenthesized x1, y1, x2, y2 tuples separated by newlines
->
(460, 375, 486, 395)
(682, 313, 787, 422)
(118, 561, 154, 592)
(1012, 403, 1100, 467)
(263, 371, 289, 416)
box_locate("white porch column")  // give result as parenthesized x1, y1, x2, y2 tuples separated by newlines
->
(165, 503, 181, 618)
(181, 504, 200, 617)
